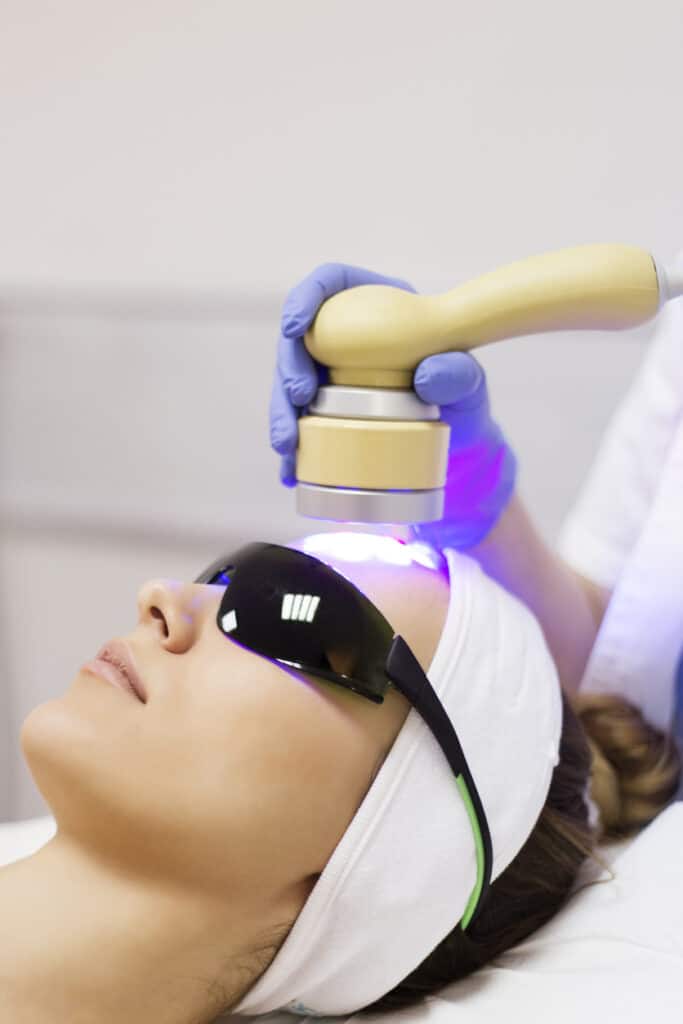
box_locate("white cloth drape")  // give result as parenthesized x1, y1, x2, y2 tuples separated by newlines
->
(558, 250, 683, 732)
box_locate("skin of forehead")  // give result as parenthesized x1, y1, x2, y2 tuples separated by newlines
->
(287, 532, 451, 680)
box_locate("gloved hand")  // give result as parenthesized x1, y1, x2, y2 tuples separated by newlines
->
(269, 262, 517, 550)
(409, 351, 517, 549)
(270, 262, 417, 485)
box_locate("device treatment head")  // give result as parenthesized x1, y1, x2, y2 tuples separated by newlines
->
(295, 383, 447, 525)
(293, 243, 683, 526)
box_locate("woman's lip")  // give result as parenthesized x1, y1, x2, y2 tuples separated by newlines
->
(94, 640, 148, 703)
(82, 658, 142, 702)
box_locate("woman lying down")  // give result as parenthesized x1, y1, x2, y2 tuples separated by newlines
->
(0, 532, 679, 1024)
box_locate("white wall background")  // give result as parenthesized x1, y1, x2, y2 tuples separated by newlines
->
(1, 0, 681, 819)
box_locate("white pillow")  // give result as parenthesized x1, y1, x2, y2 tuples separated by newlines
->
(3, 808, 681, 1023)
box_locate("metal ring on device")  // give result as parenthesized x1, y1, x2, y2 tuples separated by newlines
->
(308, 386, 441, 421)
(296, 483, 445, 524)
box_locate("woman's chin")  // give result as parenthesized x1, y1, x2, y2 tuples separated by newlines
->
(19, 699, 72, 807)
(19, 685, 113, 793)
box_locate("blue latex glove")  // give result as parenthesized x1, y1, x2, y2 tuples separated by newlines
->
(269, 262, 517, 549)
(410, 352, 517, 548)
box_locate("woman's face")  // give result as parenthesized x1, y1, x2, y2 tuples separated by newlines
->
(20, 537, 450, 918)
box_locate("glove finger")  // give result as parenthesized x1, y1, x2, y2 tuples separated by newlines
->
(282, 262, 416, 339)
(269, 365, 300, 455)
(413, 351, 484, 407)
(337, 264, 416, 293)
(277, 329, 319, 406)
(280, 451, 297, 488)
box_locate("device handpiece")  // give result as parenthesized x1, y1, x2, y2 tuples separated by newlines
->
(304, 244, 682, 388)
(295, 244, 683, 525)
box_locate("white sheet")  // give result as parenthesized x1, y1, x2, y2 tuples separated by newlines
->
(2, 806, 682, 1022)
(0, 814, 57, 865)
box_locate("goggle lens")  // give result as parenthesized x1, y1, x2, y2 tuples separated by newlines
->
(195, 542, 394, 702)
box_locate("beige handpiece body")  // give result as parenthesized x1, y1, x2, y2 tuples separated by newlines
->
(296, 244, 661, 495)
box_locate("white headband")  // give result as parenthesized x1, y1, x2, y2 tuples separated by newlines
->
(231, 547, 563, 1017)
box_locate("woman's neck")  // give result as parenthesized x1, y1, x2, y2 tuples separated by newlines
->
(0, 833, 249, 1024)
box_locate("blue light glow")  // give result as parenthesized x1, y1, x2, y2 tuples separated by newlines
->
(296, 531, 443, 571)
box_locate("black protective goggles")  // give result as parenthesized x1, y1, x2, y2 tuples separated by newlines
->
(195, 541, 492, 930)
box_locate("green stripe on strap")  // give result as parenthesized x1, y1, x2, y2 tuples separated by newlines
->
(456, 773, 485, 929)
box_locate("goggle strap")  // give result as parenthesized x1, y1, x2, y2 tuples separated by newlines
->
(386, 635, 493, 929)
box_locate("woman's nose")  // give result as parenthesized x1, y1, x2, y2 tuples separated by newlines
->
(136, 579, 216, 653)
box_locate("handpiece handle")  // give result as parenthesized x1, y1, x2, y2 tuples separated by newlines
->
(304, 244, 678, 389)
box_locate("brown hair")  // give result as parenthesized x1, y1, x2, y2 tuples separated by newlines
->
(224, 689, 681, 1018)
